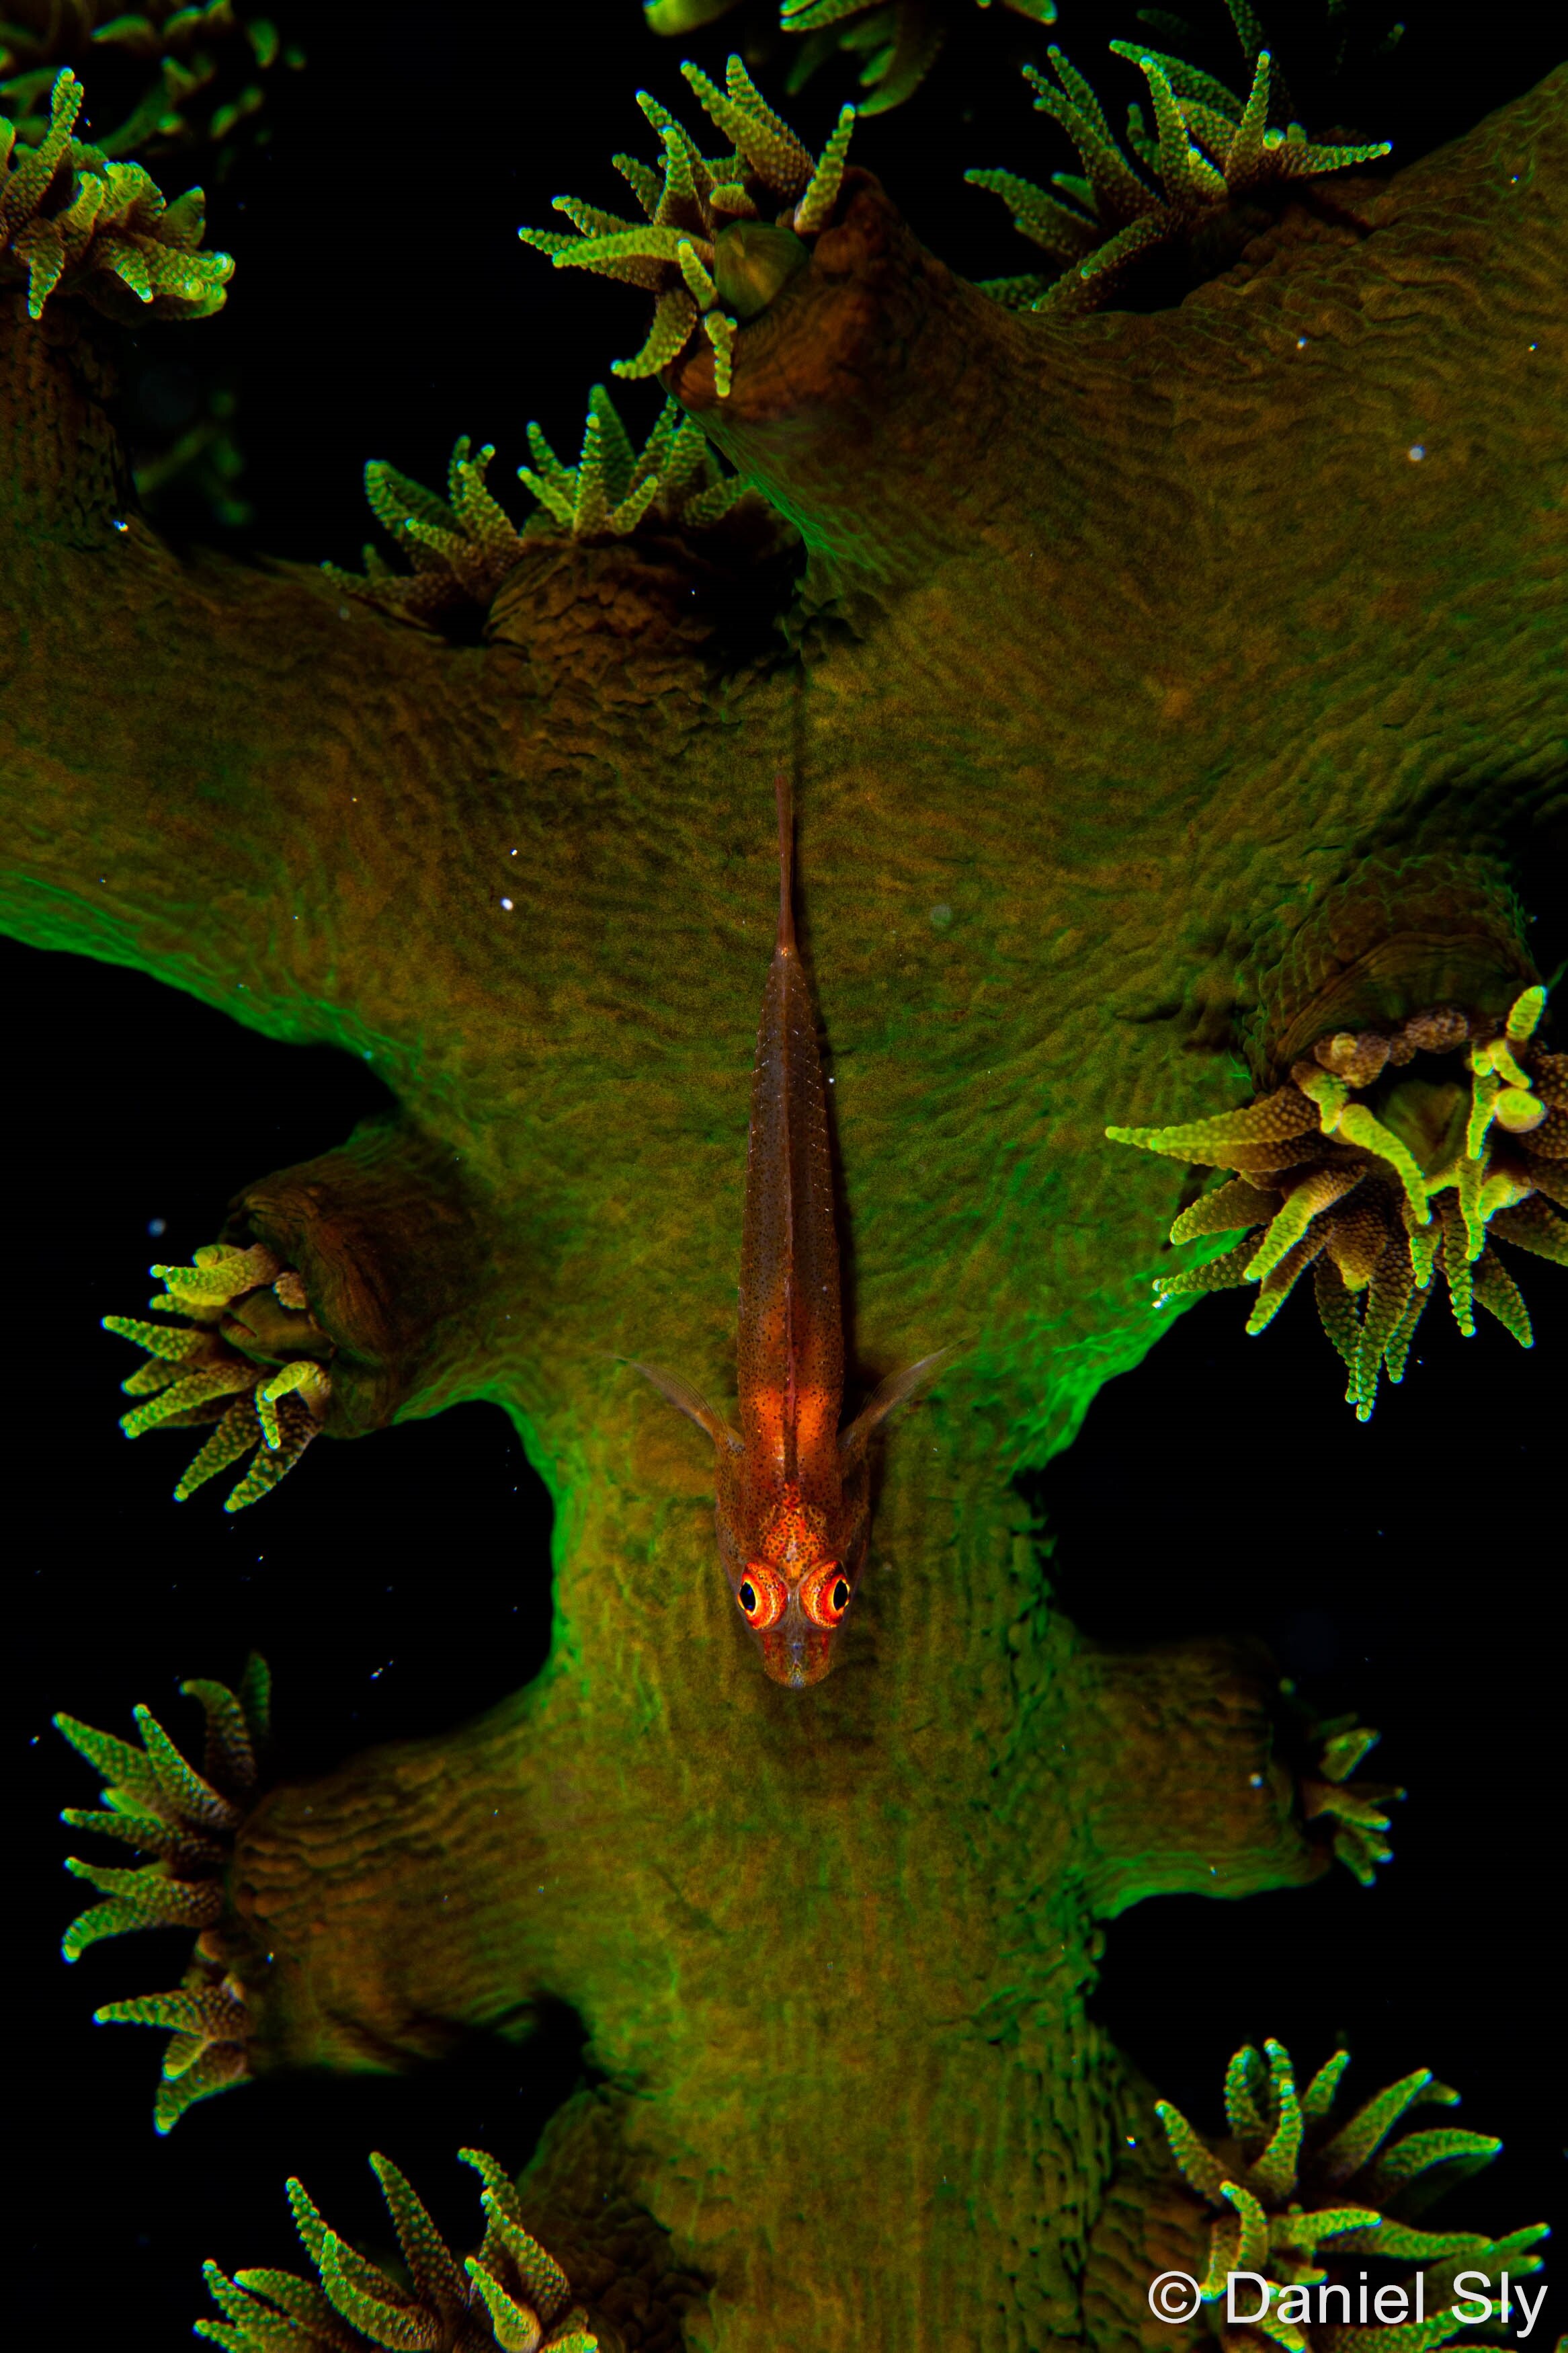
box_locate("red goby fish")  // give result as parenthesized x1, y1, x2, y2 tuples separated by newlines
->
(634, 775, 946, 1687)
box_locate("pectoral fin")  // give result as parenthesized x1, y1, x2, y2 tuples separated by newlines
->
(839, 1348, 953, 1465)
(626, 1360, 742, 1454)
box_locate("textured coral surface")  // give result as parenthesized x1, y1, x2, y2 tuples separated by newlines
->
(5, 9, 1564, 2349)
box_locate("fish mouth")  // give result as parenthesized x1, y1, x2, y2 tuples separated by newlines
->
(757, 1626, 835, 1689)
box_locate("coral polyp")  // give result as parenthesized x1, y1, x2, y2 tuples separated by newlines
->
(105, 1238, 333, 1510)
(1156, 2038, 1548, 2353)
(198, 2149, 600, 2353)
(1109, 988, 1564, 1419)
(518, 56, 856, 391)
(55, 1657, 269, 2131)
(0, 68, 233, 319)
(969, 34, 1390, 312)
(326, 389, 763, 627)
(1295, 1707, 1404, 1888)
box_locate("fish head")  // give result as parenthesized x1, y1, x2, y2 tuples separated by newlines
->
(733, 1482, 856, 1687)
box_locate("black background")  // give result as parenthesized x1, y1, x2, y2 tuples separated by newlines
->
(11, 2, 1564, 2339)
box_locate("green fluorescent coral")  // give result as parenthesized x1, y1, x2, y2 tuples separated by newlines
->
(104, 1238, 333, 1509)
(199, 2149, 600, 2353)
(325, 389, 761, 626)
(1108, 987, 1564, 1419)
(5, 18, 1564, 2347)
(777, 0, 1055, 114)
(969, 29, 1391, 311)
(0, 0, 302, 162)
(55, 1657, 269, 2130)
(0, 67, 232, 318)
(645, 0, 1056, 114)
(1294, 1702, 1404, 1887)
(518, 57, 855, 389)
(1156, 2038, 1548, 2353)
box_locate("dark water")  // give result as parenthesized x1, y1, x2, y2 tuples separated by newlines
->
(11, 1, 1565, 2336)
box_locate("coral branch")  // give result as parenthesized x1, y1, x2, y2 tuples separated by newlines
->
(1065, 1636, 1342, 1914)
(2, 29, 1563, 2344)
(56, 1657, 270, 2130)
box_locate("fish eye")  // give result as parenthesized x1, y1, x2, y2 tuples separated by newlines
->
(737, 1564, 786, 1630)
(800, 1562, 852, 1628)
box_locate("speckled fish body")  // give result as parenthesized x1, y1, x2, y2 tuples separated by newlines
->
(721, 776, 859, 1685)
(633, 778, 945, 1687)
